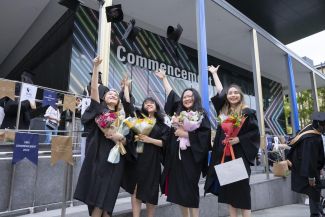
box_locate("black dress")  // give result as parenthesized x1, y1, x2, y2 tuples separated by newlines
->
(122, 120, 169, 205)
(287, 125, 325, 201)
(161, 90, 211, 208)
(204, 90, 260, 209)
(0, 97, 32, 129)
(74, 99, 133, 216)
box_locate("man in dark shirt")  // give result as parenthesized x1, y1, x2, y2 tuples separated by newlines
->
(288, 112, 325, 217)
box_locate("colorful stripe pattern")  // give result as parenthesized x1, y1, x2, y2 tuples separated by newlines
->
(70, 6, 99, 94)
(264, 81, 286, 135)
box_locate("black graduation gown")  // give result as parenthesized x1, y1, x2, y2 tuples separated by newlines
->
(161, 90, 211, 208)
(73, 99, 133, 216)
(287, 125, 325, 201)
(204, 90, 260, 209)
(122, 121, 169, 205)
(0, 97, 32, 130)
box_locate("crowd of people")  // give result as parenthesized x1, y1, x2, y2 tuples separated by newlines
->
(0, 71, 83, 144)
(1, 56, 325, 217)
(72, 56, 261, 217)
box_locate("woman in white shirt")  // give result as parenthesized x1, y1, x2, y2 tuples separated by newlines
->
(44, 105, 61, 144)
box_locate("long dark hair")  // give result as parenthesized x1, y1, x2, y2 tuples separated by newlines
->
(140, 97, 164, 123)
(177, 88, 204, 114)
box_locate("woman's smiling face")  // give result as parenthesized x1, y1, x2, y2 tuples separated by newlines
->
(227, 87, 241, 106)
(182, 90, 194, 109)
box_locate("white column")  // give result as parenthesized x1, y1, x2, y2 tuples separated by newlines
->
(310, 71, 319, 112)
(250, 29, 268, 178)
(97, 0, 112, 86)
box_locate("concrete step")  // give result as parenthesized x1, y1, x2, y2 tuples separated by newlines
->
(16, 173, 300, 217)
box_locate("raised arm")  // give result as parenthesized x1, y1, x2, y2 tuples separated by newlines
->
(91, 56, 102, 103)
(208, 65, 223, 94)
(155, 69, 172, 96)
(121, 76, 131, 103)
(120, 76, 135, 117)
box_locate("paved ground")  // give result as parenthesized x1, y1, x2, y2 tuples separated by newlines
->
(18, 203, 310, 217)
(252, 204, 309, 217)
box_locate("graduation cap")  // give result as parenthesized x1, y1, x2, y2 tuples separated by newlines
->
(312, 112, 325, 122)
(167, 24, 183, 42)
(98, 85, 109, 100)
(122, 19, 140, 41)
(106, 4, 124, 23)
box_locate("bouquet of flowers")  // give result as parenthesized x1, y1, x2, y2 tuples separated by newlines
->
(124, 114, 156, 153)
(107, 114, 130, 164)
(95, 111, 128, 163)
(218, 113, 246, 157)
(171, 111, 203, 151)
(95, 111, 118, 129)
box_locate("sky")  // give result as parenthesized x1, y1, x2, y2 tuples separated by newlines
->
(286, 30, 325, 66)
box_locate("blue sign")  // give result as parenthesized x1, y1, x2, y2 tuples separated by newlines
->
(42, 89, 57, 108)
(12, 132, 39, 165)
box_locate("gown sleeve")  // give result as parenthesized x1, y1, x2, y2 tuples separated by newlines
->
(119, 90, 135, 118)
(124, 130, 137, 161)
(300, 137, 321, 178)
(210, 89, 227, 115)
(188, 113, 211, 164)
(160, 123, 170, 166)
(81, 99, 104, 125)
(237, 110, 260, 165)
(4, 99, 31, 115)
(164, 90, 180, 116)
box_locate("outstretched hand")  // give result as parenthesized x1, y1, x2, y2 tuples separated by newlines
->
(93, 56, 103, 68)
(155, 69, 166, 80)
(121, 76, 132, 89)
(208, 65, 220, 75)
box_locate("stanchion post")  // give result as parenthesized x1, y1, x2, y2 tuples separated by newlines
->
(31, 165, 39, 213)
(60, 163, 69, 217)
(250, 29, 267, 179)
(69, 99, 77, 207)
(8, 82, 22, 211)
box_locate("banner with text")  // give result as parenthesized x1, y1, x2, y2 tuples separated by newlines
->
(12, 132, 39, 165)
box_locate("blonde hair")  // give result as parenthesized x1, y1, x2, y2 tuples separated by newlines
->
(220, 84, 247, 116)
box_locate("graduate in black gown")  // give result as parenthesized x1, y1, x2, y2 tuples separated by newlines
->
(287, 112, 325, 217)
(155, 69, 211, 217)
(121, 77, 169, 216)
(204, 65, 260, 217)
(1, 71, 37, 130)
(74, 56, 133, 217)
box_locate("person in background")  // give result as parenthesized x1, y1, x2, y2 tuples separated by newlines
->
(0, 71, 37, 130)
(287, 112, 325, 217)
(75, 97, 82, 118)
(44, 104, 61, 144)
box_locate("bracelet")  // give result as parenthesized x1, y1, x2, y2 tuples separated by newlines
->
(308, 177, 315, 181)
